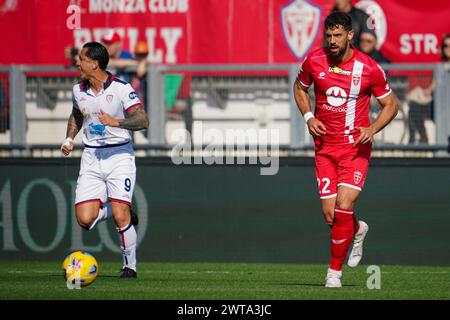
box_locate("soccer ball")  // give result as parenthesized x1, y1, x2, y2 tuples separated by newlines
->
(62, 251, 99, 288)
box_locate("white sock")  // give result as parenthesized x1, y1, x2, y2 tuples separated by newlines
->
(89, 201, 113, 230)
(117, 223, 137, 271)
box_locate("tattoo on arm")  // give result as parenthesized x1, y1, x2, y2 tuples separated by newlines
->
(66, 107, 83, 139)
(118, 106, 149, 131)
(295, 78, 309, 91)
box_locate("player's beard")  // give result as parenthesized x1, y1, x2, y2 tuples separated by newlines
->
(329, 43, 348, 59)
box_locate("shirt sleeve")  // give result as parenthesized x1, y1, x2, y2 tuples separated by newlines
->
(297, 55, 314, 88)
(121, 83, 143, 111)
(370, 64, 392, 99)
(72, 87, 79, 109)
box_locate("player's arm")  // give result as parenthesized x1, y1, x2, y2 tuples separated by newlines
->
(118, 106, 149, 131)
(99, 106, 149, 131)
(293, 79, 326, 136)
(355, 92, 398, 145)
(61, 107, 83, 156)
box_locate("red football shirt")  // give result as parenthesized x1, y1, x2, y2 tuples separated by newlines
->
(297, 47, 392, 145)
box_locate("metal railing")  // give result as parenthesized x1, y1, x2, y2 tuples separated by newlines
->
(0, 63, 449, 157)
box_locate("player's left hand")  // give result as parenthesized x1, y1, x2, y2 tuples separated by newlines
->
(354, 126, 375, 145)
(99, 109, 120, 127)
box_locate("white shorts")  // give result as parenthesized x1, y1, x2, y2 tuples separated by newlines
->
(75, 142, 136, 207)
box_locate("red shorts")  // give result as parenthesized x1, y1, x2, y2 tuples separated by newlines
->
(315, 143, 372, 199)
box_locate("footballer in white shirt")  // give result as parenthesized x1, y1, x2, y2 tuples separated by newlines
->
(61, 42, 149, 279)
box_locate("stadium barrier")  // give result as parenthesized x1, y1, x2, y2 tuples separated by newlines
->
(0, 64, 449, 157)
(1, 157, 450, 266)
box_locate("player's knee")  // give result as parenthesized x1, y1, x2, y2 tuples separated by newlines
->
(335, 199, 354, 211)
(76, 215, 93, 230)
(75, 201, 101, 230)
(77, 220, 91, 230)
(112, 205, 131, 227)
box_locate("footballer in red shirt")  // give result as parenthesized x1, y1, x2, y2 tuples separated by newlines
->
(293, 12, 398, 287)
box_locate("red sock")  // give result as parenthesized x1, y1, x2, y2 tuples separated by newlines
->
(353, 215, 360, 235)
(330, 208, 355, 271)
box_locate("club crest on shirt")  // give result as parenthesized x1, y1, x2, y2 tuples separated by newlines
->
(354, 171, 363, 185)
(281, 0, 321, 59)
(352, 75, 361, 86)
(106, 94, 113, 103)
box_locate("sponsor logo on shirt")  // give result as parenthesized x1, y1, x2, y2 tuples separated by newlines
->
(329, 66, 351, 76)
(318, 72, 326, 79)
(106, 94, 114, 103)
(129, 92, 138, 99)
(326, 86, 347, 107)
(322, 104, 348, 113)
(88, 123, 106, 136)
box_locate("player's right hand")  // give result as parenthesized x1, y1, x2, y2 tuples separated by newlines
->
(61, 137, 74, 156)
(307, 118, 327, 136)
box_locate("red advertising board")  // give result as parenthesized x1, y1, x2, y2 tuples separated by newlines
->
(0, 0, 448, 65)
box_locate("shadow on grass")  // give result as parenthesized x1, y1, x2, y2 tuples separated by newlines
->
(49, 274, 119, 279)
(270, 282, 357, 287)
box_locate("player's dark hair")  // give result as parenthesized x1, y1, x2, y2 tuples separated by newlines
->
(440, 34, 450, 62)
(324, 12, 353, 32)
(82, 42, 109, 70)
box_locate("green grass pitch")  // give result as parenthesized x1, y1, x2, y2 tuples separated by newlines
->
(1, 261, 450, 300)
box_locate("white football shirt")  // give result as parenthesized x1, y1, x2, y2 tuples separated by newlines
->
(72, 72, 142, 147)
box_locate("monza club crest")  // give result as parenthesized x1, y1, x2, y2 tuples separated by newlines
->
(352, 75, 361, 86)
(354, 171, 363, 185)
(281, 0, 321, 59)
